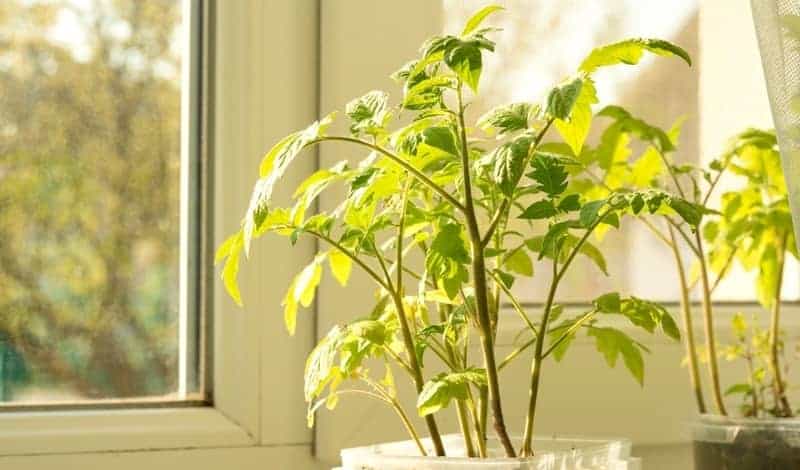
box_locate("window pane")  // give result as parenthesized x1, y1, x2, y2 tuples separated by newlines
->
(0, 0, 201, 403)
(443, 0, 799, 304)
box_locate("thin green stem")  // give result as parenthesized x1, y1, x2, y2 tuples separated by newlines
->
(667, 225, 707, 414)
(657, 148, 687, 199)
(320, 136, 466, 213)
(498, 336, 535, 371)
(361, 378, 429, 456)
(436, 304, 476, 457)
(274, 226, 389, 291)
(542, 309, 597, 359)
(770, 231, 793, 417)
(695, 229, 727, 416)
(520, 210, 609, 456)
(490, 270, 537, 336)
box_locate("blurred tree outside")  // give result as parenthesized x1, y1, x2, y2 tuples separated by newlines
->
(0, 0, 185, 402)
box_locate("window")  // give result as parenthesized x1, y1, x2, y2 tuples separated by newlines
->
(0, 0, 205, 405)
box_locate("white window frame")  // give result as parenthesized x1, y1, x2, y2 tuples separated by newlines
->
(0, 1, 323, 468)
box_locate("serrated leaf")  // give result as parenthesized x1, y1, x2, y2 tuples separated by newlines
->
(554, 76, 598, 154)
(519, 199, 557, 220)
(345, 90, 390, 136)
(417, 368, 487, 416)
(579, 38, 692, 73)
(580, 200, 606, 227)
(445, 41, 483, 92)
(529, 154, 568, 196)
(487, 134, 533, 197)
(594, 292, 621, 313)
(588, 327, 646, 385)
(478, 102, 534, 136)
(558, 194, 582, 212)
(546, 76, 583, 120)
(725, 383, 753, 396)
(244, 113, 335, 254)
(461, 5, 504, 36)
(304, 326, 347, 401)
(426, 223, 470, 300)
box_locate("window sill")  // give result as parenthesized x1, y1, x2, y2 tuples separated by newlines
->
(0, 406, 254, 457)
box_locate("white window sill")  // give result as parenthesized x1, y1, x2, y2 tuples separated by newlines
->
(0, 407, 254, 457)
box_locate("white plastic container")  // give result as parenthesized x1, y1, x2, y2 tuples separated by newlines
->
(335, 434, 641, 470)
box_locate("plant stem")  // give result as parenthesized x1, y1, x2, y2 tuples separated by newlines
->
(542, 309, 597, 359)
(361, 379, 429, 456)
(770, 231, 793, 417)
(378, 239, 446, 455)
(520, 212, 607, 456)
(695, 230, 727, 416)
(456, 84, 516, 458)
(464, 386, 488, 457)
(667, 225, 707, 414)
(490, 270, 537, 336)
(320, 136, 466, 213)
(520, 259, 557, 457)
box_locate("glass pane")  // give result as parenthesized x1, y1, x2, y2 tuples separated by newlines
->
(0, 0, 201, 404)
(442, 0, 799, 304)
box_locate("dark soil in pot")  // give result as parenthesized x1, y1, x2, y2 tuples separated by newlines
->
(693, 428, 800, 470)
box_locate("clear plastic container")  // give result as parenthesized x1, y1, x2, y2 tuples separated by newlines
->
(692, 415, 800, 469)
(336, 434, 640, 470)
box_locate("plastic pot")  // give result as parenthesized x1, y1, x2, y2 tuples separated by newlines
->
(692, 415, 800, 470)
(334, 434, 641, 470)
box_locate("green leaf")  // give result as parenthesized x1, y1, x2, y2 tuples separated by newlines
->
(445, 41, 483, 92)
(594, 292, 621, 313)
(725, 383, 753, 397)
(417, 368, 487, 416)
(349, 320, 387, 345)
(345, 90, 390, 136)
(578, 238, 608, 275)
(504, 249, 534, 277)
(477, 102, 535, 136)
(554, 76, 598, 154)
(244, 113, 335, 254)
(756, 245, 779, 309)
(598, 106, 674, 152)
(461, 5, 504, 36)
(631, 147, 664, 188)
(328, 248, 352, 286)
(579, 200, 606, 227)
(529, 154, 568, 196)
(558, 194, 582, 212)
(519, 199, 557, 220)
(284, 255, 326, 335)
(618, 297, 681, 341)
(402, 76, 453, 110)
(588, 327, 646, 386)
(426, 223, 471, 299)
(579, 38, 691, 73)
(545, 76, 584, 120)
(220, 232, 244, 306)
(419, 126, 459, 158)
(487, 134, 533, 197)
(304, 326, 347, 401)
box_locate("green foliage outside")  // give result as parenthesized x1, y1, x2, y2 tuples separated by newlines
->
(0, 1, 183, 400)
